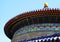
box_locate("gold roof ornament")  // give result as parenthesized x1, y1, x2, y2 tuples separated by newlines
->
(44, 2, 48, 8)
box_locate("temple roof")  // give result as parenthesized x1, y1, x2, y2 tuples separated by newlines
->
(4, 9, 60, 39)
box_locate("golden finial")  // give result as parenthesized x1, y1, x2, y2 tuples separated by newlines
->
(44, 2, 48, 8)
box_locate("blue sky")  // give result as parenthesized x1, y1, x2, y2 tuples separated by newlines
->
(0, 0, 60, 42)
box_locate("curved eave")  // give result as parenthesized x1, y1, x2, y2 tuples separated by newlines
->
(4, 9, 60, 39)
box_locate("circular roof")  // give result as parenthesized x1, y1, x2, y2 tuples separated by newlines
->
(4, 8, 60, 39)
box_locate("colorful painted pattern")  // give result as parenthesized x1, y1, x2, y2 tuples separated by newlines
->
(14, 23, 60, 37)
